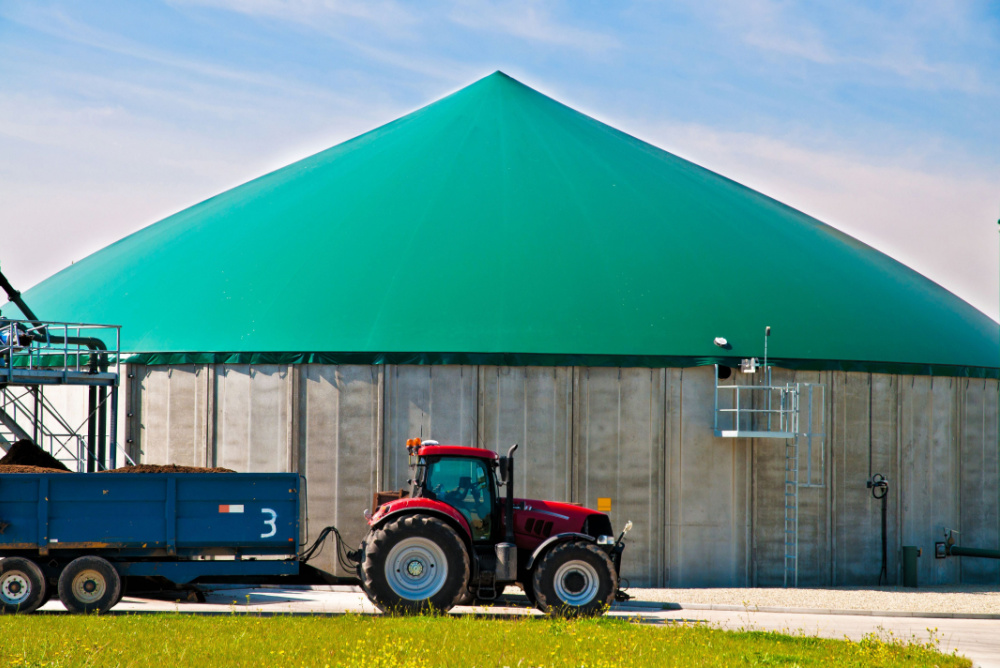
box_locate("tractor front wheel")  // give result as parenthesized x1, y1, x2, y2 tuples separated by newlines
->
(361, 514, 470, 614)
(532, 541, 616, 617)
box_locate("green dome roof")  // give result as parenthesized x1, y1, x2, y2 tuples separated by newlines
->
(9, 72, 998, 376)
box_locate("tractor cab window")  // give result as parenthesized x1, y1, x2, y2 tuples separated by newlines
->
(423, 457, 494, 542)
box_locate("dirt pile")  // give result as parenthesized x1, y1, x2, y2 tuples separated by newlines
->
(110, 464, 235, 473)
(0, 464, 68, 473)
(0, 439, 71, 471)
(0, 443, 236, 474)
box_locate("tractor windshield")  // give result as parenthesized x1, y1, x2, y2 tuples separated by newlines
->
(423, 457, 494, 542)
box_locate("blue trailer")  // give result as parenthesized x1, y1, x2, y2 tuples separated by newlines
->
(0, 471, 313, 613)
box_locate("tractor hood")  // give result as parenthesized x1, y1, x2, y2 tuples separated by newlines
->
(507, 498, 612, 546)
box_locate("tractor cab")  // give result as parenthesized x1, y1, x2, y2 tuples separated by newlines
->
(410, 442, 499, 543)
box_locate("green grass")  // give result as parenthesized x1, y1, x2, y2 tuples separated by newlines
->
(0, 614, 971, 668)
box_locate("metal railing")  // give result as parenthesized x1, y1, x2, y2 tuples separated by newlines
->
(0, 319, 120, 382)
(714, 378, 800, 438)
(0, 319, 128, 471)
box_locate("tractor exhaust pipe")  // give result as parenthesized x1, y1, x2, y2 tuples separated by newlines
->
(505, 443, 518, 543)
(495, 443, 519, 582)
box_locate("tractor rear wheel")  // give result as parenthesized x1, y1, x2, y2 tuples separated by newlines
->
(361, 514, 470, 614)
(0, 557, 47, 614)
(532, 541, 616, 617)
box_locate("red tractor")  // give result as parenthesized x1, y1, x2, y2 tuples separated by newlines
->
(356, 439, 631, 616)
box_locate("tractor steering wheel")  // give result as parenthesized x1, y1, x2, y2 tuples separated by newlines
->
(470, 478, 489, 504)
(442, 487, 468, 505)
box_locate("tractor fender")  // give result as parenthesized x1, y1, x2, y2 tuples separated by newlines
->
(371, 500, 474, 551)
(525, 532, 595, 571)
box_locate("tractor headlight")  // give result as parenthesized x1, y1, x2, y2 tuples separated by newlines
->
(597, 535, 615, 546)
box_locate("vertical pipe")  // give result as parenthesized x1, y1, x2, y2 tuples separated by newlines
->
(807, 385, 813, 485)
(713, 365, 719, 434)
(109, 385, 119, 469)
(31, 386, 39, 445)
(97, 387, 107, 470)
(87, 385, 97, 472)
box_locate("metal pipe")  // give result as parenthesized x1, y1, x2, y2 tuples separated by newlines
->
(505, 443, 518, 543)
(867, 473, 889, 585)
(110, 386, 119, 469)
(87, 386, 97, 472)
(97, 386, 107, 470)
(948, 545, 1000, 559)
(0, 265, 42, 326)
(1, 265, 108, 373)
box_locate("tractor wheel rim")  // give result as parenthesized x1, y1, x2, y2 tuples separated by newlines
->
(385, 537, 448, 600)
(0, 573, 30, 604)
(71, 569, 106, 604)
(553, 559, 599, 606)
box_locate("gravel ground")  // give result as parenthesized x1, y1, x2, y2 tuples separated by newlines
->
(627, 586, 1000, 614)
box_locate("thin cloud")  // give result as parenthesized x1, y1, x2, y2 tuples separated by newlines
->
(171, 0, 421, 38)
(447, 1, 619, 53)
(2, 5, 272, 86)
(703, 0, 996, 94)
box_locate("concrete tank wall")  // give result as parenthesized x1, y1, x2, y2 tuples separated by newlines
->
(129, 363, 1000, 587)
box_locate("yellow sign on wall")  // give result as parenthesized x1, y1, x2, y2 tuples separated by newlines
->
(597, 497, 612, 512)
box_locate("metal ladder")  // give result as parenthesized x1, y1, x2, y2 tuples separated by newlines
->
(783, 437, 799, 587)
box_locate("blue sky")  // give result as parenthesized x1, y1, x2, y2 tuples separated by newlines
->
(1, 0, 998, 319)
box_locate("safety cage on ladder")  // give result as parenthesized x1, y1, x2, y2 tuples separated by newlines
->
(713, 363, 826, 588)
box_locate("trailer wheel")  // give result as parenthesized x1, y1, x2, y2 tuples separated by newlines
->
(362, 514, 470, 614)
(58, 556, 122, 614)
(0, 557, 47, 614)
(532, 541, 616, 617)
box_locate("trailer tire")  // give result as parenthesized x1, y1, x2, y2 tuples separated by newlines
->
(58, 556, 122, 614)
(0, 557, 47, 614)
(362, 514, 470, 614)
(532, 541, 615, 618)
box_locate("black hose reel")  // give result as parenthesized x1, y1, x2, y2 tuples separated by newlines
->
(867, 473, 889, 585)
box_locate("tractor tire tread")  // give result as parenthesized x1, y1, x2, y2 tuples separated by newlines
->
(532, 540, 616, 617)
(361, 513, 470, 614)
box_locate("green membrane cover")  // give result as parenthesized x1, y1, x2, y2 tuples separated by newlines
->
(7, 72, 998, 377)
